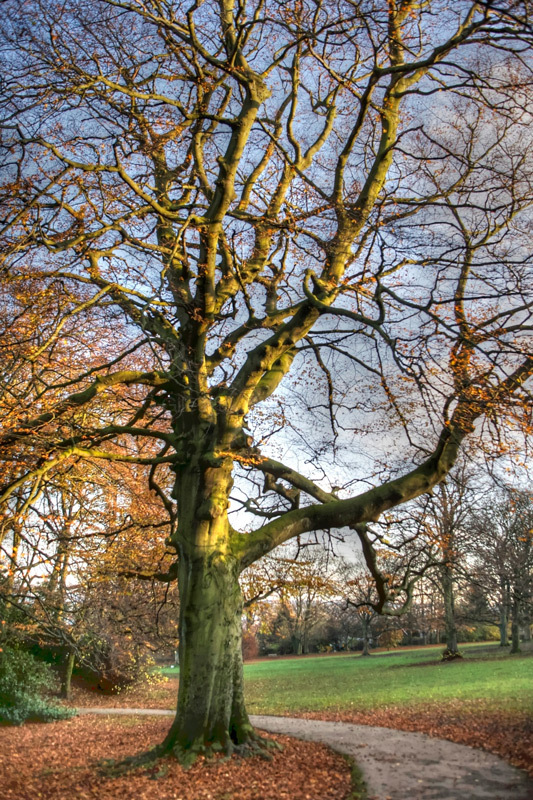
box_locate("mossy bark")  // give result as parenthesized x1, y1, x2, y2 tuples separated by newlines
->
(60, 650, 75, 699)
(441, 566, 460, 659)
(161, 457, 258, 762)
(499, 576, 510, 646)
(161, 552, 253, 759)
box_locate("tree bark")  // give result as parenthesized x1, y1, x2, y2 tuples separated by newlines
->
(499, 576, 510, 646)
(160, 456, 262, 762)
(60, 650, 75, 699)
(161, 549, 254, 760)
(361, 615, 371, 657)
(510, 593, 521, 654)
(522, 612, 532, 642)
(302, 609, 311, 655)
(291, 634, 303, 655)
(499, 614, 509, 646)
(441, 565, 461, 660)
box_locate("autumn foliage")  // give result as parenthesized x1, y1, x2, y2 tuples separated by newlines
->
(1, 0, 532, 760)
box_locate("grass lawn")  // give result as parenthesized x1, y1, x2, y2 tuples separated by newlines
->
(235, 642, 532, 776)
(239, 643, 533, 716)
(156, 642, 532, 716)
(71, 643, 533, 776)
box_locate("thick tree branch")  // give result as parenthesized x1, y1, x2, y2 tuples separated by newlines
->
(0, 371, 169, 448)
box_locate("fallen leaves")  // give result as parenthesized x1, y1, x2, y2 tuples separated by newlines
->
(66, 675, 533, 779)
(298, 700, 533, 777)
(67, 676, 179, 710)
(0, 715, 353, 800)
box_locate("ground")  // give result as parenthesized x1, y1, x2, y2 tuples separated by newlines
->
(0, 715, 355, 800)
(300, 704, 533, 778)
(2, 642, 531, 799)
(68, 642, 533, 777)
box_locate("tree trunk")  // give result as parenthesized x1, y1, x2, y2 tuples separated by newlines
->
(160, 454, 262, 763)
(361, 616, 371, 656)
(510, 593, 521, 654)
(292, 634, 303, 655)
(441, 566, 461, 660)
(499, 576, 509, 646)
(4, 520, 21, 600)
(60, 650, 75, 699)
(302, 612, 310, 655)
(499, 613, 509, 646)
(161, 550, 254, 761)
(522, 614, 532, 642)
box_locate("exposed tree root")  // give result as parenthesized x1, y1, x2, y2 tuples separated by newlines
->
(232, 731, 283, 761)
(99, 729, 282, 774)
(98, 744, 166, 777)
(441, 648, 464, 662)
(169, 730, 282, 768)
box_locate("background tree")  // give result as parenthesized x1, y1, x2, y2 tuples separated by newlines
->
(1, 0, 532, 762)
(408, 468, 479, 659)
(0, 457, 178, 698)
(270, 548, 335, 655)
(342, 563, 382, 656)
(470, 488, 533, 653)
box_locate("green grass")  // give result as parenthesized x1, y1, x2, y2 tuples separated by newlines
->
(340, 753, 368, 800)
(241, 643, 533, 716)
(158, 665, 180, 678)
(153, 643, 532, 716)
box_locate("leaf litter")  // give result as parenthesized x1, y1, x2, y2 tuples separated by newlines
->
(299, 700, 533, 778)
(0, 715, 353, 800)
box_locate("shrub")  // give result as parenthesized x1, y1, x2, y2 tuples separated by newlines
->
(242, 632, 259, 661)
(458, 625, 500, 643)
(379, 630, 404, 649)
(76, 632, 159, 693)
(0, 647, 76, 725)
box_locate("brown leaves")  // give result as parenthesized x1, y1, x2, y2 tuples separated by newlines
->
(300, 701, 533, 778)
(0, 716, 353, 800)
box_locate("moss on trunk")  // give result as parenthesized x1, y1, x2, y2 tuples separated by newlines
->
(160, 452, 267, 764)
(60, 650, 75, 699)
(442, 566, 460, 658)
(161, 551, 261, 763)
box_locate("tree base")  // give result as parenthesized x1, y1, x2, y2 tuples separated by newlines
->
(100, 729, 281, 775)
(168, 729, 282, 768)
(170, 733, 282, 769)
(99, 745, 164, 777)
(441, 648, 463, 662)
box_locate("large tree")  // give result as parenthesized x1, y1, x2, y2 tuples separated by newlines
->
(1, 0, 532, 760)
(407, 464, 479, 658)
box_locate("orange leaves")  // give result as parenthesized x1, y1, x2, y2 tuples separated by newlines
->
(0, 717, 353, 800)
(306, 701, 533, 778)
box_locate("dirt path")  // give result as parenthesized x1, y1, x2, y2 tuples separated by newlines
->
(76, 708, 533, 799)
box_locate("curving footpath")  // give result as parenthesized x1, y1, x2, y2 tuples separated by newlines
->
(77, 708, 533, 799)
